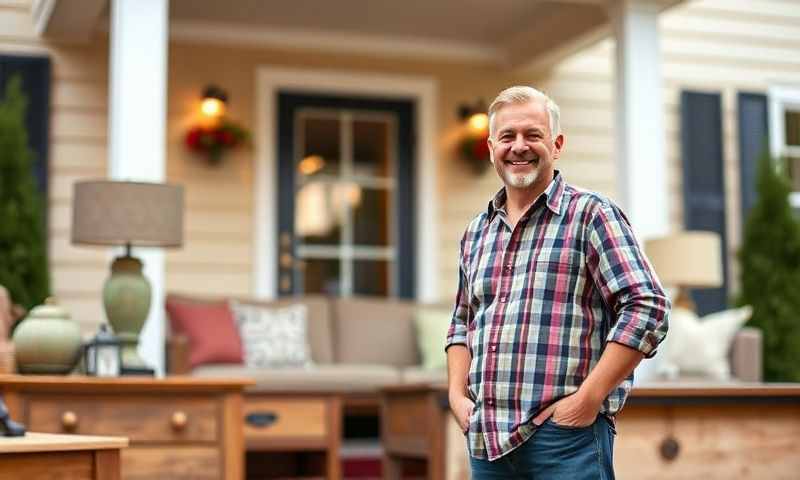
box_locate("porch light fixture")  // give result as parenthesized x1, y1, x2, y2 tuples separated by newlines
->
(201, 85, 227, 118)
(72, 180, 184, 375)
(457, 99, 491, 175)
(458, 99, 489, 134)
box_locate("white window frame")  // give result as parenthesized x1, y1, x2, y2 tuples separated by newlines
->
(253, 66, 439, 302)
(768, 85, 800, 209)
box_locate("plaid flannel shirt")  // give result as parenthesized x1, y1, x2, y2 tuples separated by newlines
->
(445, 172, 670, 461)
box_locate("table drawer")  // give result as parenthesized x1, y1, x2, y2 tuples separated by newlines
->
(122, 446, 220, 480)
(243, 397, 328, 441)
(25, 395, 219, 443)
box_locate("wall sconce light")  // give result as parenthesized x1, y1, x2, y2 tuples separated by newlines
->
(201, 85, 228, 118)
(457, 99, 491, 175)
(185, 84, 250, 165)
(458, 99, 489, 134)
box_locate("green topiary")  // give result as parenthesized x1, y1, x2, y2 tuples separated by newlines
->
(0, 74, 50, 312)
(737, 152, 800, 381)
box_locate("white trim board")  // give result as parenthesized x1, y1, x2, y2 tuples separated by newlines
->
(173, 20, 501, 66)
(254, 67, 439, 302)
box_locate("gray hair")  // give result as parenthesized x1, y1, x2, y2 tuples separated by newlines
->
(488, 86, 561, 138)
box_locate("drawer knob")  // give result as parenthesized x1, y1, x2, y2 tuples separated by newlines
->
(660, 436, 680, 461)
(61, 411, 78, 431)
(171, 411, 188, 430)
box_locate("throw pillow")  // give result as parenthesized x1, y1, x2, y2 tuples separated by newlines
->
(229, 301, 312, 368)
(657, 305, 753, 381)
(414, 307, 452, 370)
(165, 297, 244, 368)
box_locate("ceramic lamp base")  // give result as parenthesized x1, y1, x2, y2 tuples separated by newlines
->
(104, 252, 154, 374)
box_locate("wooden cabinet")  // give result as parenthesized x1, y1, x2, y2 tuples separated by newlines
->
(381, 384, 800, 480)
(0, 375, 251, 480)
(243, 393, 342, 480)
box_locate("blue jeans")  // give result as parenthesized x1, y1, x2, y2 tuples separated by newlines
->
(469, 414, 616, 480)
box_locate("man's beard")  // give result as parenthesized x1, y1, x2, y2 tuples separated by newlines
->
(497, 157, 539, 188)
(503, 168, 538, 188)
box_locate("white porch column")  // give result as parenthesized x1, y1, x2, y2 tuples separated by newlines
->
(108, 0, 169, 375)
(611, 0, 669, 240)
(611, 0, 668, 384)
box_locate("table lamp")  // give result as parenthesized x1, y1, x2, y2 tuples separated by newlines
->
(644, 231, 723, 312)
(72, 180, 184, 373)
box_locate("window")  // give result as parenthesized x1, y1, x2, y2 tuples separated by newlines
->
(769, 86, 800, 210)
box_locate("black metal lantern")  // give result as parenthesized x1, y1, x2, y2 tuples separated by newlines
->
(85, 324, 121, 377)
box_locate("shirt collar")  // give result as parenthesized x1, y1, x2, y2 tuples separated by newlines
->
(487, 170, 566, 221)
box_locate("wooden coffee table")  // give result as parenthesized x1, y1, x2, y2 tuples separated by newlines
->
(0, 432, 128, 479)
(381, 383, 800, 480)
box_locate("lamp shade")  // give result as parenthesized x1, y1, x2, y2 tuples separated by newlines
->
(644, 231, 723, 288)
(71, 181, 184, 248)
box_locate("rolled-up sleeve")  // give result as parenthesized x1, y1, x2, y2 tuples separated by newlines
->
(586, 203, 670, 358)
(445, 235, 470, 352)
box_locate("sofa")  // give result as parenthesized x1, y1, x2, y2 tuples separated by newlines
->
(166, 294, 450, 398)
(166, 293, 763, 393)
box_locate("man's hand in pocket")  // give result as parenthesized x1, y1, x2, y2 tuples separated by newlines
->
(450, 395, 475, 433)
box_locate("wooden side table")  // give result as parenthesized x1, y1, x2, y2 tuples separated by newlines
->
(0, 432, 128, 480)
(381, 383, 800, 480)
(0, 375, 252, 480)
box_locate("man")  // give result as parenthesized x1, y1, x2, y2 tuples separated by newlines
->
(445, 86, 670, 479)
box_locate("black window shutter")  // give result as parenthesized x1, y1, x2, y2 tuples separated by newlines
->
(680, 91, 728, 316)
(0, 54, 51, 196)
(737, 92, 769, 226)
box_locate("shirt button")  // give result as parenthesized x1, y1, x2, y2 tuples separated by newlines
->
(503, 265, 513, 274)
(499, 295, 508, 303)
(489, 345, 497, 352)
(487, 399, 494, 406)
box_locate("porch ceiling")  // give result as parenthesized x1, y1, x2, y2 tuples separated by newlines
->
(166, 0, 683, 68)
(40, 0, 685, 68)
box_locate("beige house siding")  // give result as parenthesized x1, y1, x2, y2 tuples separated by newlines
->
(3, 0, 800, 334)
(658, 0, 800, 294)
(0, 0, 109, 333)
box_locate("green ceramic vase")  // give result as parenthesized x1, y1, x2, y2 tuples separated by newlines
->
(12, 297, 82, 374)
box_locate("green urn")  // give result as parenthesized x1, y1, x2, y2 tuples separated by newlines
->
(12, 297, 83, 374)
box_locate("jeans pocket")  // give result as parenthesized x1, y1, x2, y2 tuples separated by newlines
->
(546, 416, 595, 431)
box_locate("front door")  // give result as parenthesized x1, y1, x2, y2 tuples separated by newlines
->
(276, 92, 415, 298)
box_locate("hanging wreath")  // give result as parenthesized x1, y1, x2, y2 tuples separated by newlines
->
(184, 120, 250, 166)
(459, 129, 492, 175)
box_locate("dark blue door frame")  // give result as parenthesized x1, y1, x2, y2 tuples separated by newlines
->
(276, 92, 416, 298)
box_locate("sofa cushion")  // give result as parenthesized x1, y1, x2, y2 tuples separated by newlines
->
(333, 297, 419, 367)
(230, 301, 311, 368)
(165, 296, 243, 368)
(193, 363, 402, 393)
(228, 295, 334, 364)
(658, 305, 753, 380)
(414, 307, 451, 370)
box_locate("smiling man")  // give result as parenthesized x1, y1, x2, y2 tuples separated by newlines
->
(445, 86, 670, 479)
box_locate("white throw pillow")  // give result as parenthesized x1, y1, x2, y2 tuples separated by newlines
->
(229, 301, 312, 368)
(657, 305, 753, 381)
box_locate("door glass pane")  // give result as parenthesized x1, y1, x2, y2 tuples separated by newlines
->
(353, 260, 390, 296)
(300, 115, 340, 177)
(785, 110, 800, 146)
(353, 187, 390, 246)
(353, 118, 390, 178)
(296, 181, 345, 245)
(303, 259, 340, 295)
